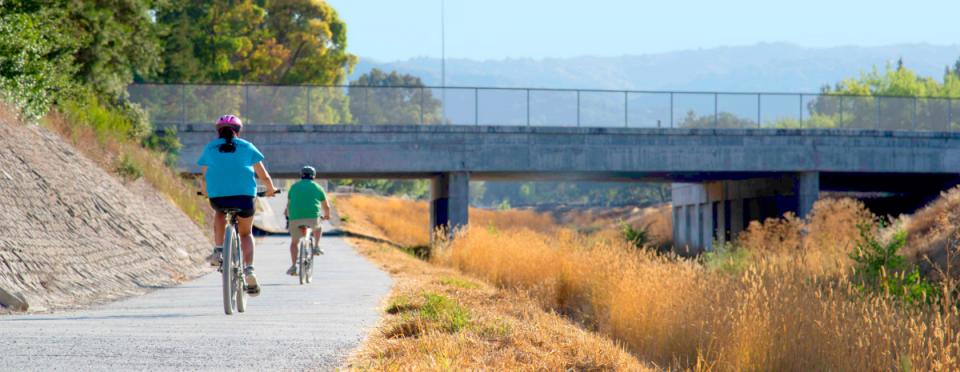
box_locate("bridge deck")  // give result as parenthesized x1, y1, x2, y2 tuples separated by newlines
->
(165, 124, 960, 180)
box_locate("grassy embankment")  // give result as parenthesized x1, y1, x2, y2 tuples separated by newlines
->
(338, 196, 651, 370)
(341, 193, 960, 370)
(39, 100, 208, 225)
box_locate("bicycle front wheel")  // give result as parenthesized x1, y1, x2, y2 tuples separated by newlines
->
(222, 226, 236, 315)
(235, 230, 246, 313)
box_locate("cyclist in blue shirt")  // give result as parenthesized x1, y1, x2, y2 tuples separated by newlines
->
(198, 115, 278, 296)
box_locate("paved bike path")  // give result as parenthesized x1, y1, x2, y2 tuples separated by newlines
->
(0, 235, 392, 371)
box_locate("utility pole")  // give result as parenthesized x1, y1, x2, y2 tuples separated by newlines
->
(441, 0, 447, 124)
(441, 0, 446, 88)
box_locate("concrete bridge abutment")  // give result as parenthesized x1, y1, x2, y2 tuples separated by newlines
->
(430, 172, 470, 238)
(671, 172, 820, 253)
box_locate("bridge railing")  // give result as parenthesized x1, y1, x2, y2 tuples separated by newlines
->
(129, 83, 960, 131)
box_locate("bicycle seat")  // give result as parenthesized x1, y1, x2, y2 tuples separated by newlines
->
(220, 208, 244, 213)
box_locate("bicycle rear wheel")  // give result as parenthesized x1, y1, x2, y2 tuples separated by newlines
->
(305, 237, 315, 284)
(298, 239, 307, 285)
(235, 230, 247, 313)
(222, 226, 236, 315)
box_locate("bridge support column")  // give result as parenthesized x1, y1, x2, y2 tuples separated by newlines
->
(672, 172, 820, 254)
(430, 172, 470, 238)
(796, 172, 820, 218)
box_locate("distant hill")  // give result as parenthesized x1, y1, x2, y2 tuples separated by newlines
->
(350, 43, 960, 92)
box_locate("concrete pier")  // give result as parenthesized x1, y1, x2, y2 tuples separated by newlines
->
(672, 173, 821, 252)
(430, 172, 470, 237)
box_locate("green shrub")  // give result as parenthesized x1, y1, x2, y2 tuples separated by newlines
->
(116, 100, 152, 140)
(61, 95, 134, 141)
(419, 292, 471, 332)
(621, 221, 650, 249)
(702, 242, 753, 274)
(385, 295, 416, 314)
(143, 127, 182, 166)
(115, 154, 143, 181)
(850, 222, 938, 306)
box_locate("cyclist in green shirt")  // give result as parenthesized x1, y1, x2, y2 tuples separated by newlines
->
(284, 165, 331, 276)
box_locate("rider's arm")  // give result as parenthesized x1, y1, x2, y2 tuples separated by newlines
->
(253, 162, 278, 196)
(321, 199, 331, 220)
(199, 166, 208, 196)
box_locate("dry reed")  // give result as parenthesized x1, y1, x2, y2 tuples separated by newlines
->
(345, 194, 960, 370)
(341, 194, 556, 248)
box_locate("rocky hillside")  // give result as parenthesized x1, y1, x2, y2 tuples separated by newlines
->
(0, 112, 210, 312)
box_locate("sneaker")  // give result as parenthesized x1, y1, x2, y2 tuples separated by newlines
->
(206, 247, 222, 266)
(286, 265, 298, 276)
(312, 246, 325, 256)
(244, 266, 260, 297)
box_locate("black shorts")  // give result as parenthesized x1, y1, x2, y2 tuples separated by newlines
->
(209, 196, 256, 218)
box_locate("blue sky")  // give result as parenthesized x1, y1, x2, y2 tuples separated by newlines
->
(327, 0, 960, 61)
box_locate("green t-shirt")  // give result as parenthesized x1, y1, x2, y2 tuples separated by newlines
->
(287, 179, 327, 219)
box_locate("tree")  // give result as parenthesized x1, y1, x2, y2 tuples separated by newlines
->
(0, 2, 79, 120)
(265, 0, 354, 85)
(329, 179, 431, 200)
(155, 0, 356, 124)
(157, 0, 354, 85)
(677, 111, 757, 129)
(808, 59, 960, 130)
(65, 0, 163, 100)
(348, 69, 442, 124)
(475, 181, 670, 208)
(1, 0, 160, 131)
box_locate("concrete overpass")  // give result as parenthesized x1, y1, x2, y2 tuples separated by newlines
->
(165, 123, 960, 251)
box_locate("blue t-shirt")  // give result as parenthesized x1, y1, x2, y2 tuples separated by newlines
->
(197, 138, 265, 198)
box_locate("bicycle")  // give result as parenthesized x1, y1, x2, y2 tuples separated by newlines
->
(200, 190, 281, 315)
(293, 218, 327, 285)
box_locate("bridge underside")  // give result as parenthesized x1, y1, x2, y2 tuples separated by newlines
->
(265, 170, 960, 249)
(671, 172, 960, 253)
(168, 124, 960, 251)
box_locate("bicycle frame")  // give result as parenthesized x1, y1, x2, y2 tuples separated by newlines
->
(296, 224, 317, 285)
(221, 209, 246, 314)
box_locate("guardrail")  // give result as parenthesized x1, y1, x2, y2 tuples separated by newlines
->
(129, 83, 960, 131)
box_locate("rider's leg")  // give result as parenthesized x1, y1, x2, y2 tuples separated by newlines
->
(289, 235, 300, 265)
(312, 226, 324, 255)
(289, 226, 307, 264)
(237, 215, 255, 266)
(213, 211, 226, 246)
(206, 211, 227, 265)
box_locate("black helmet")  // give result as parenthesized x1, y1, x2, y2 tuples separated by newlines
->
(301, 165, 316, 179)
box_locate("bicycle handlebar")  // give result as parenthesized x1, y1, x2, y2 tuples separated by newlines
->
(256, 189, 282, 197)
(196, 189, 283, 197)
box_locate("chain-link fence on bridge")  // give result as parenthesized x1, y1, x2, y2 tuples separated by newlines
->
(128, 83, 960, 131)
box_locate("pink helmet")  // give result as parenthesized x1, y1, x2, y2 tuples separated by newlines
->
(215, 115, 243, 130)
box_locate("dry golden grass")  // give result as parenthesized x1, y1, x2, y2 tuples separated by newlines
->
(340, 194, 557, 248)
(344, 194, 960, 371)
(342, 206, 649, 371)
(737, 198, 874, 275)
(557, 204, 674, 250)
(437, 225, 960, 370)
(631, 205, 674, 249)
